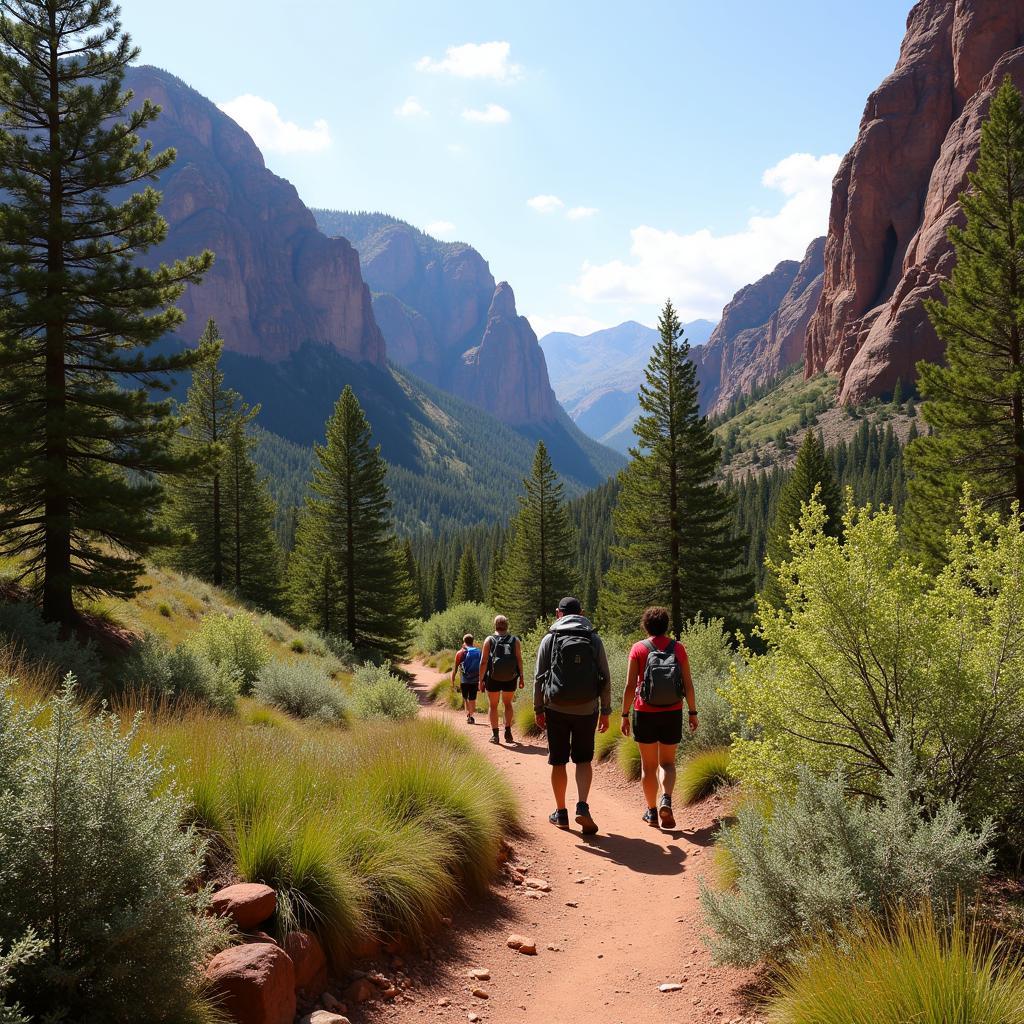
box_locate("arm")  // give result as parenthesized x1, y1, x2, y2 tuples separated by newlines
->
(595, 638, 612, 733)
(620, 655, 640, 738)
(450, 649, 463, 686)
(480, 638, 491, 681)
(515, 637, 525, 688)
(534, 634, 551, 728)
(680, 644, 698, 733)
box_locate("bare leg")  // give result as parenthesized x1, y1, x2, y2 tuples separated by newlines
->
(659, 744, 678, 797)
(575, 761, 593, 805)
(551, 764, 568, 809)
(488, 690, 500, 730)
(502, 696, 515, 728)
(639, 742, 660, 808)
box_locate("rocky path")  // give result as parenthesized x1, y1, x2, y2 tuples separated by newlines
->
(354, 662, 758, 1024)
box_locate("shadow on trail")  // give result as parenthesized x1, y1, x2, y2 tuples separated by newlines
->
(576, 831, 687, 876)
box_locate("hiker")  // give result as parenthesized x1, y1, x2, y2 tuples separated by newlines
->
(480, 615, 524, 744)
(620, 606, 698, 829)
(450, 633, 482, 725)
(534, 596, 611, 835)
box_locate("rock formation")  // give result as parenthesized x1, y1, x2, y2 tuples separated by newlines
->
(126, 66, 384, 365)
(806, 0, 1024, 403)
(695, 237, 825, 414)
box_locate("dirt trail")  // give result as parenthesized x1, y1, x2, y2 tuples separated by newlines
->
(360, 661, 758, 1024)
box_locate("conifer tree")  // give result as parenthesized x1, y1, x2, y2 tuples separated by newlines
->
(0, 0, 212, 622)
(600, 300, 751, 634)
(431, 560, 448, 615)
(762, 430, 842, 609)
(451, 547, 484, 604)
(499, 441, 578, 629)
(288, 387, 415, 658)
(907, 77, 1024, 563)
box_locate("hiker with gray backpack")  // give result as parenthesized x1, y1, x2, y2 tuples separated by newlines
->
(534, 596, 612, 835)
(480, 615, 524, 744)
(620, 606, 698, 829)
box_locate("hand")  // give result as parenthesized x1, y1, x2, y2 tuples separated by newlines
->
(535, 711, 546, 731)
(597, 714, 609, 734)
(620, 715, 631, 738)
(688, 712, 699, 734)
(518, 679, 525, 689)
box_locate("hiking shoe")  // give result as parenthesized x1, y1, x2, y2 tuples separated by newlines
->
(642, 807, 659, 827)
(659, 795, 676, 830)
(504, 726, 514, 743)
(490, 731, 500, 744)
(549, 808, 570, 830)
(575, 802, 598, 835)
(467, 715, 475, 725)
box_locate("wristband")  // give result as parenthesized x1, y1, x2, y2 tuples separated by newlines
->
(620, 712, 629, 718)
(600, 707, 612, 716)
(688, 709, 698, 715)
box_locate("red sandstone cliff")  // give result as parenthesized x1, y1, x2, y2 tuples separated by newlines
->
(127, 66, 385, 365)
(806, 0, 1024, 403)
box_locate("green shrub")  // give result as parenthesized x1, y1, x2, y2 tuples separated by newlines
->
(769, 905, 1024, 1024)
(0, 683, 220, 1022)
(0, 602, 100, 690)
(515, 697, 541, 737)
(0, 932, 46, 1024)
(616, 735, 641, 779)
(253, 661, 349, 724)
(679, 747, 735, 804)
(678, 617, 743, 753)
(188, 612, 269, 692)
(594, 713, 622, 761)
(321, 633, 355, 667)
(350, 662, 418, 721)
(700, 751, 994, 966)
(119, 633, 238, 712)
(416, 602, 498, 654)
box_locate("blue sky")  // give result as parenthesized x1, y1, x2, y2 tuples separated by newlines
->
(118, 0, 911, 337)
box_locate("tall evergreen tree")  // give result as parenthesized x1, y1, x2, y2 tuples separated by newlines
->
(762, 430, 842, 609)
(430, 560, 448, 615)
(907, 77, 1024, 563)
(600, 300, 751, 634)
(0, 0, 212, 622)
(499, 441, 578, 629)
(451, 547, 484, 604)
(288, 387, 415, 658)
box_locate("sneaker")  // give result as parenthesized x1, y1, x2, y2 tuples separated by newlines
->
(490, 731, 500, 744)
(642, 807, 659, 827)
(659, 795, 676, 830)
(466, 715, 475, 725)
(549, 808, 570, 829)
(575, 801, 598, 835)
(504, 726, 514, 743)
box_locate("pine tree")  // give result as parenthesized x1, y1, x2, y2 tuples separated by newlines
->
(0, 0, 212, 622)
(451, 547, 484, 604)
(288, 387, 416, 658)
(431, 560, 448, 615)
(498, 441, 578, 629)
(762, 430, 843, 609)
(600, 300, 751, 634)
(906, 77, 1024, 563)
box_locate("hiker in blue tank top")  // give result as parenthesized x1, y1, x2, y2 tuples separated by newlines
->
(451, 633, 482, 725)
(480, 615, 524, 744)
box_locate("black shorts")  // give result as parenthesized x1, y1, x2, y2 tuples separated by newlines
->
(545, 709, 599, 766)
(632, 708, 683, 746)
(460, 681, 479, 701)
(485, 677, 518, 694)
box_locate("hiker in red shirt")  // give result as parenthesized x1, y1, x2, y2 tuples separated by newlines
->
(620, 606, 697, 829)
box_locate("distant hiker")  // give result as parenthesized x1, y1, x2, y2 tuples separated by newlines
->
(534, 596, 611, 835)
(620, 606, 698, 829)
(451, 634, 482, 725)
(480, 616, 524, 744)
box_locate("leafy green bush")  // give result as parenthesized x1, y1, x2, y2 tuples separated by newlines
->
(616, 735, 641, 780)
(0, 683, 220, 1022)
(188, 612, 269, 692)
(350, 662, 418, 721)
(416, 602, 498, 654)
(678, 617, 742, 753)
(679, 747, 735, 804)
(0, 932, 45, 1024)
(700, 751, 994, 966)
(769, 905, 1024, 1024)
(0, 602, 100, 690)
(119, 633, 238, 712)
(253, 660, 349, 724)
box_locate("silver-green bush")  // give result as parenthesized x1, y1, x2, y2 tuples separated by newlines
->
(0, 602, 100, 690)
(120, 633, 238, 712)
(416, 603, 498, 654)
(0, 682, 220, 1022)
(253, 660, 349, 724)
(700, 747, 994, 966)
(188, 612, 269, 693)
(351, 662, 419, 721)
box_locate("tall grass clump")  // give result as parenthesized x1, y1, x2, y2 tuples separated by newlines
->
(0, 682, 222, 1023)
(700, 749, 994, 966)
(252, 660, 349, 724)
(188, 612, 269, 692)
(416, 602, 497, 654)
(0, 602, 100, 690)
(616, 735, 641, 780)
(119, 633, 238, 711)
(679, 747, 736, 804)
(768, 905, 1024, 1024)
(350, 663, 417, 721)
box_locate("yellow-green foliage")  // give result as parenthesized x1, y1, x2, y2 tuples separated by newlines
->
(141, 711, 517, 958)
(515, 697, 541, 737)
(616, 735, 641, 780)
(769, 905, 1024, 1024)
(429, 675, 486, 712)
(416, 603, 498, 655)
(713, 371, 836, 448)
(679, 748, 736, 805)
(593, 712, 622, 761)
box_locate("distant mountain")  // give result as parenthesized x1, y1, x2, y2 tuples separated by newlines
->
(539, 319, 715, 454)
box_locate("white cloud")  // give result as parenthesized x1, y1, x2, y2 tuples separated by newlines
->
(217, 94, 330, 154)
(567, 206, 599, 220)
(416, 41, 520, 81)
(573, 152, 840, 320)
(529, 313, 612, 339)
(395, 95, 428, 118)
(527, 194, 564, 214)
(462, 103, 511, 124)
(425, 220, 457, 238)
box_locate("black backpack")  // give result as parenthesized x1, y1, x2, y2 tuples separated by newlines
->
(639, 639, 684, 707)
(487, 633, 519, 684)
(545, 624, 602, 703)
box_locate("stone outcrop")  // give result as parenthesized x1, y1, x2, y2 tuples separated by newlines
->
(210, 883, 277, 931)
(125, 66, 384, 365)
(314, 212, 560, 424)
(205, 942, 297, 1024)
(806, 0, 1024, 403)
(695, 238, 825, 414)
(285, 930, 329, 1001)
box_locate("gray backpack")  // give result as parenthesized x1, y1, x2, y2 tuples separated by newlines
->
(639, 639, 683, 706)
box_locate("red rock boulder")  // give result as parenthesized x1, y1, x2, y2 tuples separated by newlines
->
(210, 883, 277, 931)
(284, 930, 329, 1000)
(205, 943, 296, 1024)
